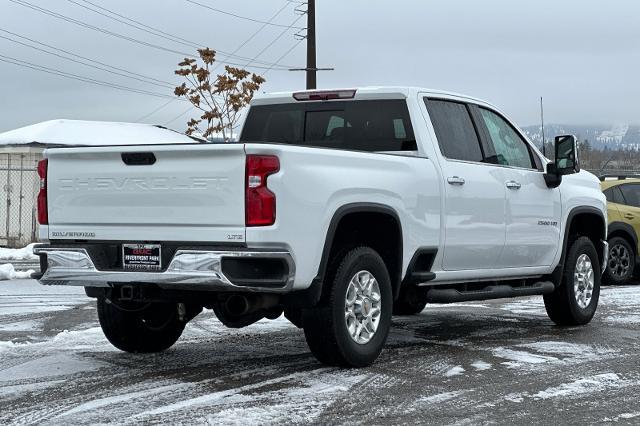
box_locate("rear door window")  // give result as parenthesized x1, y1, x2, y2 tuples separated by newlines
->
(424, 99, 483, 163)
(605, 186, 627, 204)
(240, 100, 416, 152)
(619, 184, 640, 207)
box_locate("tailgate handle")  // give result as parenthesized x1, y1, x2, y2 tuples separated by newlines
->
(121, 152, 156, 166)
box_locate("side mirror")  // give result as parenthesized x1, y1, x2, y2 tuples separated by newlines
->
(544, 134, 580, 188)
(554, 134, 580, 175)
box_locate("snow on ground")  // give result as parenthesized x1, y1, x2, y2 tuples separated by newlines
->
(0, 279, 87, 317)
(0, 264, 35, 280)
(1, 281, 640, 424)
(0, 243, 38, 261)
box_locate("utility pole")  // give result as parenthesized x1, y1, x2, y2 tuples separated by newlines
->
(289, 0, 333, 89)
(306, 0, 317, 89)
(540, 96, 546, 157)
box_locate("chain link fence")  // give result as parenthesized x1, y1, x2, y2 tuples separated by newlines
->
(0, 152, 40, 248)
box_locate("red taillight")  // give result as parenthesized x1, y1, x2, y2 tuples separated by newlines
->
(245, 155, 279, 227)
(37, 159, 48, 225)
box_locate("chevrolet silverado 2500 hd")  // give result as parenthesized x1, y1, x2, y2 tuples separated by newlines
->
(34, 87, 607, 367)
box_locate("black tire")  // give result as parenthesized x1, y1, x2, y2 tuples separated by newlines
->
(97, 298, 186, 353)
(302, 247, 393, 367)
(544, 236, 600, 326)
(603, 236, 635, 285)
(393, 285, 428, 315)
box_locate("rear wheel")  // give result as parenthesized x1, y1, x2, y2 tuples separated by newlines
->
(302, 247, 392, 367)
(97, 298, 187, 353)
(544, 236, 600, 326)
(603, 236, 635, 285)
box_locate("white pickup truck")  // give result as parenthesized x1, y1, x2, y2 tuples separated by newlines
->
(34, 87, 607, 367)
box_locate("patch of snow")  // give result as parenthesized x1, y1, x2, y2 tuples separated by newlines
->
(0, 353, 108, 382)
(444, 366, 465, 377)
(130, 369, 366, 424)
(492, 347, 558, 366)
(417, 391, 464, 404)
(604, 314, 640, 324)
(0, 243, 38, 260)
(470, 360, 492, 371)
(0, 379, 65, 397)
(498, 298, 547, 315)
(520, 341, 617, 360)
(504, 393, 525, 403)
(532, 373, 628, 400)
(58, 382, 195, 418)
(0, 318, 42, 332)
(0, 264, 35, 280)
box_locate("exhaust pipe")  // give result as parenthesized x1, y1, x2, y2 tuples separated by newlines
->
(224, 294, 280, 316)
(215, 294, 281, 328)
(225, 295, 251, 316)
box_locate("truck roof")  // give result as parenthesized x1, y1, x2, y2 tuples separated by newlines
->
(251, 86, 496, 109)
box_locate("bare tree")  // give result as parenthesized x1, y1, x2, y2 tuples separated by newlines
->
(174, 48, 265, 141)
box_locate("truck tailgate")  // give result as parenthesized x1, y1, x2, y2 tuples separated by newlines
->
(46, 144, 246, 243)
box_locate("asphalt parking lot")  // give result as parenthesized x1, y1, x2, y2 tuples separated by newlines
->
(1, 279, 639, 425)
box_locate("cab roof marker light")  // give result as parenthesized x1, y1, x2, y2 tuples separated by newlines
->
(293, 89, 357, 101)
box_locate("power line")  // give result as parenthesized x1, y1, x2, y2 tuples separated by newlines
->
(66, 0, 293, 69)
(135, 98, 177, 123)
(139, 1, 299, 122)
(0, 53, 178, 100)
(244, 13, 305, 68)
(0, 28, 173, 87)
(185, 0, 305, 30)
(0, 30, 174, 89)
(70, 0, 200, 48)
(263, 38, 305, 76)
(164, 106, 194, 126)
(213, 1, 291, 70)
(8, 0, 193, 56)
(7, 0, 292, 71)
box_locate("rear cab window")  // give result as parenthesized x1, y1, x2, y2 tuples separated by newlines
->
(240, 100, 416, 152)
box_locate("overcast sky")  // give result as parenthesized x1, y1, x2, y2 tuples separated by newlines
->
(0, 0, 638, 133)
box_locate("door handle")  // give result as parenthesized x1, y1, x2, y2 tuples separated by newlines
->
(506, 181, 521, 190)
(447, 176, 465, 186)
(624, 213, 635, 220)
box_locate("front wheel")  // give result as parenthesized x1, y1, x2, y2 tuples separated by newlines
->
(302, 247, 393, 367)
(97, 298, 187, 353)
(544, 236, 600, 326)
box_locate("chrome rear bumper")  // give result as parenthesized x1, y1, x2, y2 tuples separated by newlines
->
(33, 246, 295, 293)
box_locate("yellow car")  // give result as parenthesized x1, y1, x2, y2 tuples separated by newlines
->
(601, 176, 640, 284)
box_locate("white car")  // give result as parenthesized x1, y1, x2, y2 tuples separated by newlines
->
(33, 87, 607, 367)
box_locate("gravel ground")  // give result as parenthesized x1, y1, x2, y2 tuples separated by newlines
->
(1, 280, 639, 425)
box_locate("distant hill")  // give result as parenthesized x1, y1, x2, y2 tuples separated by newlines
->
(522, 124, 640, 150)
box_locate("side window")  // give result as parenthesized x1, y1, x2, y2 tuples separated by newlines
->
(613, 186, 627, 205)
(619, 184, 640, 207)
(425, 99, 483, 162)
(604, 188, 613, 202)
(478, 108, 535, 169)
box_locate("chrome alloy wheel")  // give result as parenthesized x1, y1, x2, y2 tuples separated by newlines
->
(574, 254, 595, 309)
(608, 244, 631, 277)
(345, 270, 382, 344)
